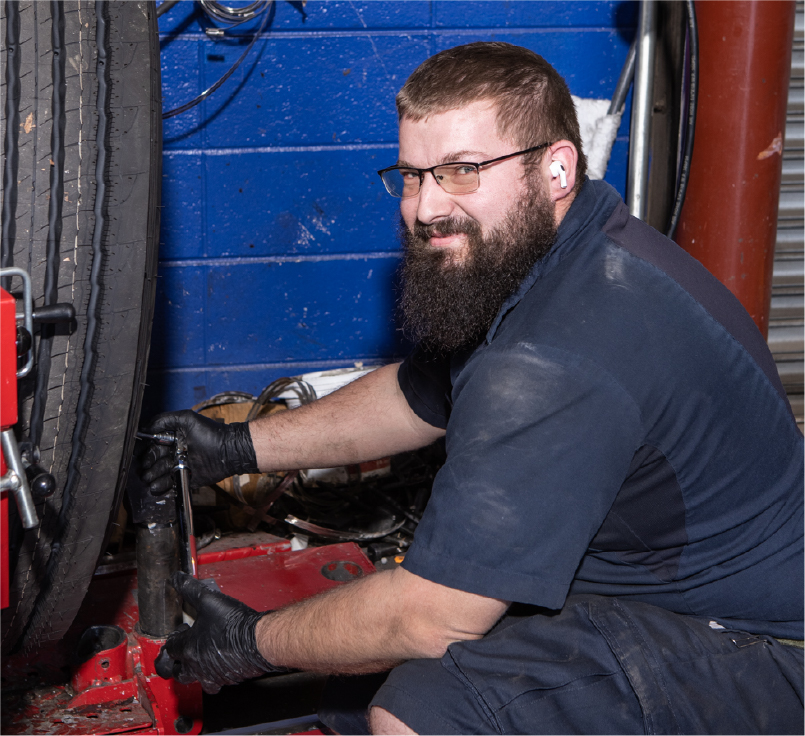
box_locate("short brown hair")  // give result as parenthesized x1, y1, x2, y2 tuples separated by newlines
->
(396, 42, 587, 187)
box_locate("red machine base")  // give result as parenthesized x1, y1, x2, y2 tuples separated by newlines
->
(2, 534, 374, 734)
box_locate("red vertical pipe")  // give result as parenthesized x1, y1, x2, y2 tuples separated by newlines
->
(676, 1, 795, 337)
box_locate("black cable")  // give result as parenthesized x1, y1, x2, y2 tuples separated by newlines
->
(369, 487, 422, 525)
(665, 0, 698, 240)
(161, 1, 272, 120)
(156, 0, 182, 18)
(192, 391, 256, 411)
(246, 377, 317, 421)
(231, 377, 315, 501)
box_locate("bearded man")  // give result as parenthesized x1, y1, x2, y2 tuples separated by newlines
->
(141, 43, 803, 734)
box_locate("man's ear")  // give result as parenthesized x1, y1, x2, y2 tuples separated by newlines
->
(544, 141, 578, 225)
(545, 141, 578, 202)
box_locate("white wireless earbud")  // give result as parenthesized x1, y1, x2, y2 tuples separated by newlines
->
(549, 161, 567, 189)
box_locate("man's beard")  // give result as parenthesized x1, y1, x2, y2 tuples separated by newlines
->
(398, 182, 557, 354)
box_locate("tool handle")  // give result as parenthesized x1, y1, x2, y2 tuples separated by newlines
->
(135, 430, 197, 576)
(174, 439, 198, 577)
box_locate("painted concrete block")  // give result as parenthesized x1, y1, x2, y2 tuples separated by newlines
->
(203, 148, 401, 258)
(203, 255, 405, 365)
(157, 1, 431, 35)
(161, 38, 204, 146)
(161, 153, 205, 259)
(198, 34, 430, 148)
(433, 1, 637, 29)
(149, 265, 207, 368)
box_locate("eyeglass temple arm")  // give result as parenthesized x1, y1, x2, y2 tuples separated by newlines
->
(476, 142, 552, 169)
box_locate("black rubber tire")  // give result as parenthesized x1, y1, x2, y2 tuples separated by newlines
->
(1, 0, 161, 652)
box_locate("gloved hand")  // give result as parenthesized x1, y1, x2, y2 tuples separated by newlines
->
(140, 410, 259, 495)
(154, 572, 281, 694)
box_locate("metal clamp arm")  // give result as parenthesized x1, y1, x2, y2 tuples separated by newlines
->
(1, 429, 39, 529)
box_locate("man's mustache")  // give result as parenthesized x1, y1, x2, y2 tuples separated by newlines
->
(412, 217, 480, 240)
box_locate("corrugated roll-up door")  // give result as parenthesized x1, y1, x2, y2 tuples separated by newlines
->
(770, 1, 804, 432)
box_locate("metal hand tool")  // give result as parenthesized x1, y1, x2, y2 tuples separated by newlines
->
(137, 431, 198, 577)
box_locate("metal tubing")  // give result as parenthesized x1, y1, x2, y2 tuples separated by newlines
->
(676, 1, 796, 336)
(1, 429, 38, 528)
(175, 438, 198, 577)
(628, 0, 657, 220)
(609, 38, 637, 115)
(136, 522, 183, 637)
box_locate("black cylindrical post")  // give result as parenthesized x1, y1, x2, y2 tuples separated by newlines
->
(136, 522, 183, 637)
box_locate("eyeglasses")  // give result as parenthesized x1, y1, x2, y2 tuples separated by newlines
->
(377, 143, 551, 198)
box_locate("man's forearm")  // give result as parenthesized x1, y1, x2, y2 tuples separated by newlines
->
(255, 568, 509, 674)
(255, 571, 407, 674)
(249, 363, 444, 473)
(254, 566, 509, 675)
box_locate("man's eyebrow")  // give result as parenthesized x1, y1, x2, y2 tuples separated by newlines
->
(396, 151, 486, 168)
(441, 150, 485, 163)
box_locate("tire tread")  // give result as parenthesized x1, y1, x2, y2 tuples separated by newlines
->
(1, 0, 160, 653)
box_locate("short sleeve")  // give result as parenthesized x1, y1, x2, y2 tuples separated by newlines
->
(402, 342, 643, 609)
(398, 348, 453, 430)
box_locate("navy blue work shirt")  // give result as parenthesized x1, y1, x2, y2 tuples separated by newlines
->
(398, 179, 804, 640)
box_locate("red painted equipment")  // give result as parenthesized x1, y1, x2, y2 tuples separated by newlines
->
(677, 1, 796, 337)
(1, 285, 19, 611)
(2, 534, 373, 734)
(8, 624, 206, 735)
(0, 287, 16, 430)
(1, 271, 41, 551)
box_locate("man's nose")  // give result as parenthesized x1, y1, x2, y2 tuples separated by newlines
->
(415, 171, 453, 224)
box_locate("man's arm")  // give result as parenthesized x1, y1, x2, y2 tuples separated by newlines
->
(255, 565, 509, 673)
(158, 565, 510, 691)
(141, 363, 444, 494)
(250, 362, 445, 472)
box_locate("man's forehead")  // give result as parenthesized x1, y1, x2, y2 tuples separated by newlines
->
(400, 97, 499, 122)
(399, 102, 499, 132)
(397, 103, 512, 164)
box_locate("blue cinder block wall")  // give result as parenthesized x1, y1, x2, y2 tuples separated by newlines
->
(145, 0, 636, 417)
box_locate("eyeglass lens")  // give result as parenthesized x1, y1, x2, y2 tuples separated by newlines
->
(382, 164, 480, 198)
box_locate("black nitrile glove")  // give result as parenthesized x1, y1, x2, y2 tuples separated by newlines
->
(154, 572, 281, 694)
(140, 410, 259, 495)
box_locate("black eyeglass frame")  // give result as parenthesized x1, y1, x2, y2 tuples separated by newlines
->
(376, 142, 553, 198)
